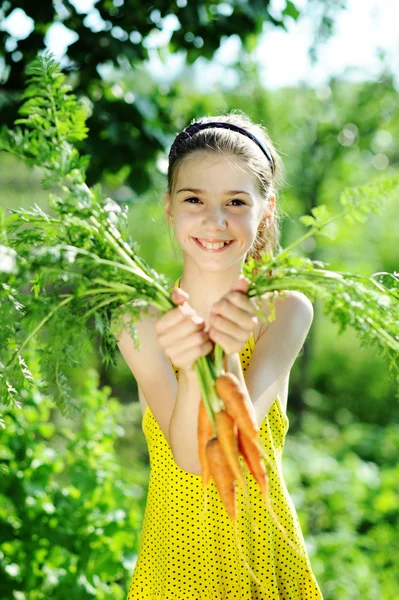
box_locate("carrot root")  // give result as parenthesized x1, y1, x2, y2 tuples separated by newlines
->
(237, 428, 270, 505)
(215, 409, 259, 535)
(252, 436, 308, 561)
(206, 437, 237, 522)
(202, 369, 306, 560)
(214, 410, 243, 483)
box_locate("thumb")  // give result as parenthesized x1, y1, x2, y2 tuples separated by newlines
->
(231, 274, 250, 294)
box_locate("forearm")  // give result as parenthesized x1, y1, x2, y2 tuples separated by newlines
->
(169, 368, 202, 475)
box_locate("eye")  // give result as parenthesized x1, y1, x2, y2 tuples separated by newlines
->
(184, 197, 246, 206)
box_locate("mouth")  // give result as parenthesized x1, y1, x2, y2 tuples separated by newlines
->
(192, 237, 235, 252)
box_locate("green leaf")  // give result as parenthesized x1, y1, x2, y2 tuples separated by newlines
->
(282, 1, 301, 21)
(340, 174, 399, 224)
(298, 204, 334, 236)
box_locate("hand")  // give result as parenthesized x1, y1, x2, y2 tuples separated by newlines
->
(207, 275, 258, 356)
(154, 287, 214, 374)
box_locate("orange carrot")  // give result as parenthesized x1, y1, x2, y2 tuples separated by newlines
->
(214, 410, 243, 486)
(215, 372, 258, 440)
(215, 409, 259, 535)
(198, 398, 213, 486)
(206, 437, 237, 522)
(237, 427, 268, 504)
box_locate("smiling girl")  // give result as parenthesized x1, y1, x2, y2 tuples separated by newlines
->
(117, 112, 323, 599)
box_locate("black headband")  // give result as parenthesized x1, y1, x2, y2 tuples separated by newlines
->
(169, 120, 275, 174)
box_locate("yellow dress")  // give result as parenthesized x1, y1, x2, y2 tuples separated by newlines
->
(127, 278, 323, 600)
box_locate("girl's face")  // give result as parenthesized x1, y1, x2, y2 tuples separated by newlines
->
(165, 151, 269, 271)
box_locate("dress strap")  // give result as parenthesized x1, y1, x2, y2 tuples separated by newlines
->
(168, 276, 182, 294)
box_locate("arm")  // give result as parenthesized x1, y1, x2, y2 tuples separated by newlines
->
(117, 311, 204, 475)
(244, 291, 314, 427)
(115, 306, 178, 448)
(169, 368, 203, 476)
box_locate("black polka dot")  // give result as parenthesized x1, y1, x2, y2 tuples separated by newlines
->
(126, 280, 323, 598)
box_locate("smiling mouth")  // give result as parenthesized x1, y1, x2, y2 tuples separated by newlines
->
(192, 237, 235, 252)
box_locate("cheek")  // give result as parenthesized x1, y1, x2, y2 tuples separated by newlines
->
(173, 215, 197, 244)
(235, 216, 257, 237)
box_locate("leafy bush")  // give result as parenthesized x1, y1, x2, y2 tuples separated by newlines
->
(0, 364, 147, 600)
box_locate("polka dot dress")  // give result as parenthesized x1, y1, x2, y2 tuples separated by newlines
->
(127, 279, 323, 599)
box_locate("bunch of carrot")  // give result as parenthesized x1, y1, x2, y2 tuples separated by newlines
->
(198, 368, 308, 574)
(198, 372, 262, 522)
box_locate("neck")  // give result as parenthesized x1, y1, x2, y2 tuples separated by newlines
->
(178, 267, 243, 323)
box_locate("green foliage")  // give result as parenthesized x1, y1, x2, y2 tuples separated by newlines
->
(299, 204, 335, 236)
(0, 0, 328, 190)
(244, 171, 399, 385)
(15, 55, 88, 142)
(0, 365, 145, 599)
(284, 411, 399, 599)
(244, 247, 399, 387)
(340, 174, 399, 225)
(0, 53, 90, 190)
(0, 54, 173, 418)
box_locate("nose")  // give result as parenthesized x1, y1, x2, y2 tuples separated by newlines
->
(203, 207, 227, 230)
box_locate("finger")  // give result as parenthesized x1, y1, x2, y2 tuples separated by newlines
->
(208, 328, 246, 353)
(170, 331, 213, 363)
(212, 298, 257, 330)
(172, 340, 214, 366)
(209, 315, 250, 345)
(231, 274, 250, 294)
(171, 287, 189, 305)
(226, 291, 258, 317)
(154, 302, 194, 335)
(155, 296, 202, 334)
(157, 315, 205, 349)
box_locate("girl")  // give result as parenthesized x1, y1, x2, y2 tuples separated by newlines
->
(117, 112, 323, 599)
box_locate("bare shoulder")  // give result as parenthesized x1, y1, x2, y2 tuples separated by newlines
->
(257, 289, 314, 337)
(115, 303, 165, 369)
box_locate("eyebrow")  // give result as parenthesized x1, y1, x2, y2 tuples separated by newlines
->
(176, 187, 252, 196)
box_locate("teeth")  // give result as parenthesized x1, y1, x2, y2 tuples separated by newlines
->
(197, 239, 230, 249)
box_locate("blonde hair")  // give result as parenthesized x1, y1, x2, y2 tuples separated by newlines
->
(167, 110, 286, 268)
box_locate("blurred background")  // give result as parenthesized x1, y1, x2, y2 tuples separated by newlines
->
(0, 1, 398, 598)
